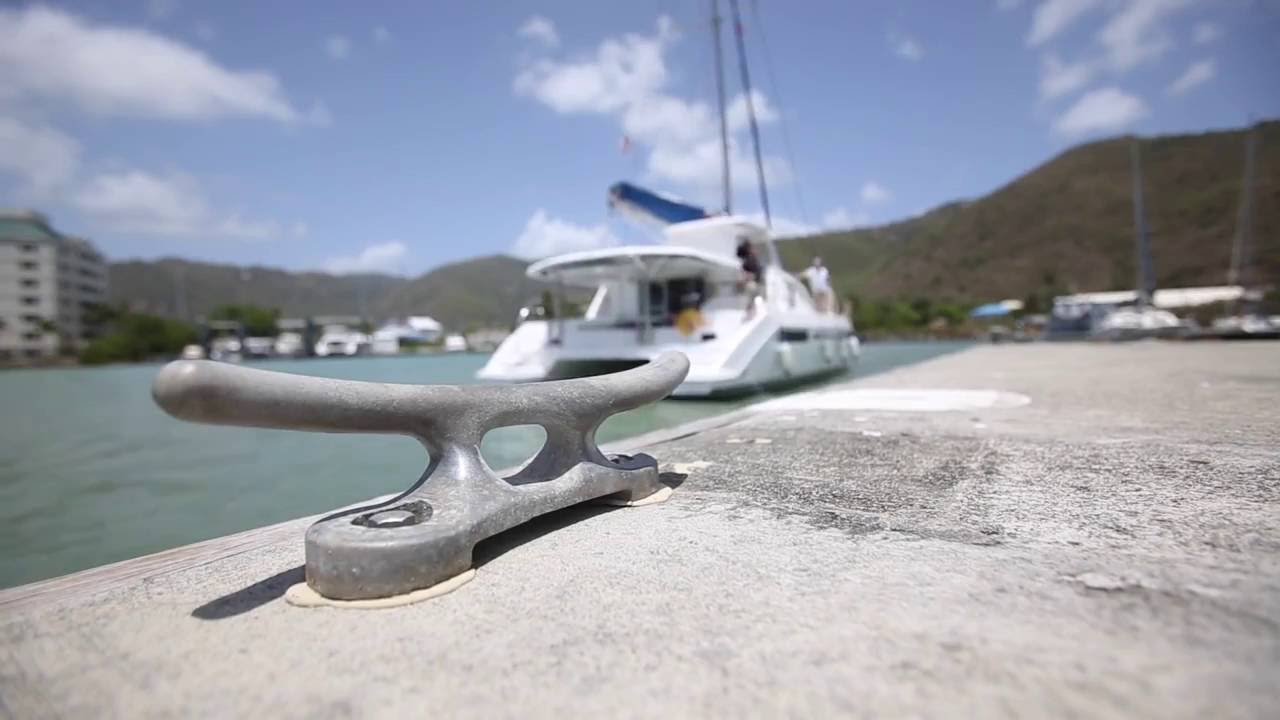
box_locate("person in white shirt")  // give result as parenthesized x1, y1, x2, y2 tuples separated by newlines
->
(803, 256, 832, 312)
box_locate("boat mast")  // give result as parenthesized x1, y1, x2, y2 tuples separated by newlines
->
(711, 0, 732, 215)
(1130, 139, 1154, 307)
(1228, 123, 1258, 288)
(727, 0, 780, 266)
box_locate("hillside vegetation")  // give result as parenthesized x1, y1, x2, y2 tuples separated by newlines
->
(778, 121, 1278, 308)
(108, 255, 540, 330)
(108, 121, 1277, 329)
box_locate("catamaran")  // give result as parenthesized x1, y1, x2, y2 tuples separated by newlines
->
(478, 0, 858, 397)
(1205, 123, 1280, 339)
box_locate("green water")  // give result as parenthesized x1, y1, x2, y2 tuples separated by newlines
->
(0, 341, 968, 588)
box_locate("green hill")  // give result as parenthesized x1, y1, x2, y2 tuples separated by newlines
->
(107, 255, 541, 331)
(371, 255, 545, 329)
(107, 121, 1277, 329)
(778, 121, 1279, 307)
(108, 259, 408, 320)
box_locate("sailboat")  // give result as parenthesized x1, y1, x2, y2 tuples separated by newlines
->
(1205, 123, 1280, 339)
(478, 0, 858, 397)
(1091, 139, 1185, 340)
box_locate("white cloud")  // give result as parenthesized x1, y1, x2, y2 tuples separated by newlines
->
(325, 35, 351, 60)
(888, 32, 924, 61)
(216, 214, 280, 240)
(373, 26, 391, 45)
(1039, 54, 1096, 100)
(1025, 1, 1198, 135)
(997, 0, 1023, 10)
(821, 207, 871, 230)
(0, 117, 80, 196)
(1191, 21, 1221, 45)
(1023, 0, 1200, 120)
(647, 136, 791, 192)
(1167, 59, 1214, 96)
(726, 89, 779, 131)
(512, 210, 619, 259)
(514, 17, 674, 115)
(147, 0, 178, 21)
(621, 95, 714, 147)
(518, 16, 559, 48)
(1027, 0, 1103, 46)
(514, 16, 788, 200)
(73, 170, 285, 240)
(860, 181, 892, 205)
(750, 214, 816, 238)
(75, 171, 207, 235)
(1096, 0, 1188, 71)
(1053, 87, 1146, 137)
(324, 242, 408, 275)
(0, 6, 305, 122)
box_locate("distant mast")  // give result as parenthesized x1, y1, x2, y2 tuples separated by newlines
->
(1228, 123, 1259, 288)
(1130, 139, 1154, 307)
(710, 0, 731, 215)
(726, 0, 779, 266)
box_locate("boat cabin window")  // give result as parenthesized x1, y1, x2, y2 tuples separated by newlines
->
(646, 276, 707, 326)
(542, 275, 719, 329)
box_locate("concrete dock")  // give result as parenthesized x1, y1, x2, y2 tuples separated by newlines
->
(1, 342, 1277, 718)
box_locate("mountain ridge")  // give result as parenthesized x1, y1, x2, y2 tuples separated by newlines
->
(776, 121, 1278, 305)
(108, 120, 1278, 328)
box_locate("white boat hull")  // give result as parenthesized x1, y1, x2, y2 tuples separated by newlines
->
(478, 219, 860, 398)
(478, 314, 860, 398)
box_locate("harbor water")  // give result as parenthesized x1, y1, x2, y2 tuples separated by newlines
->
(0, 341, 968, 588)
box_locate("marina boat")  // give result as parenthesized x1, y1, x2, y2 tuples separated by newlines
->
(208, 336, 242, 363)
(314, 326, 370, 357)
(273, 332, 307, 357)
(1048, 139, 1194, 342)
(1199, 124, 1280, 340)
(478, 215, 857, 397)
(1096, 139, 1182, 341)
(242, 337, 275, 359)
(479, 0, 857, 398)
(371, 322, 430, 355)
(1091, 305, 1184, 341)
(1204, 313, 1280, 340)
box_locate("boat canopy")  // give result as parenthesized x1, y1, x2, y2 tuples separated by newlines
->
(970, 299, 1025, 319)
(526, 246, 743, 288)
(608, 182, 713, 226)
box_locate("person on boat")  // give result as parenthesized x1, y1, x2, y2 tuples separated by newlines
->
(736, 237, 764, 317)
(803, 256, 832, 313)
(675, 289, 705, 339)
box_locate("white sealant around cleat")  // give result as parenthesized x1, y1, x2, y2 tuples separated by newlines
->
(595, 485, 674, 507)
(284, 569, 476, 610)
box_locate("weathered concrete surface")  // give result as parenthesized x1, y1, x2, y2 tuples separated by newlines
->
(1, 342, 1277, 718)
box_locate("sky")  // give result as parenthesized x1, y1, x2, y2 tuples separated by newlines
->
(1, 0, 1277, 276)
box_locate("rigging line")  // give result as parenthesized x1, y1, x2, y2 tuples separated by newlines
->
(750, 0, 810, 227)
(728, 0, 777, 268)
(711, 0, 732, 214)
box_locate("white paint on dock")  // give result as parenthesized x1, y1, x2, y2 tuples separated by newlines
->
(755, 388, 1031, 413)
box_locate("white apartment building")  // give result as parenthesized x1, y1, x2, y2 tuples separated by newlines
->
(0, 211, 108, 361)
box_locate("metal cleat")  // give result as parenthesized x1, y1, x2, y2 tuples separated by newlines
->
(152, 352, 689, 601)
